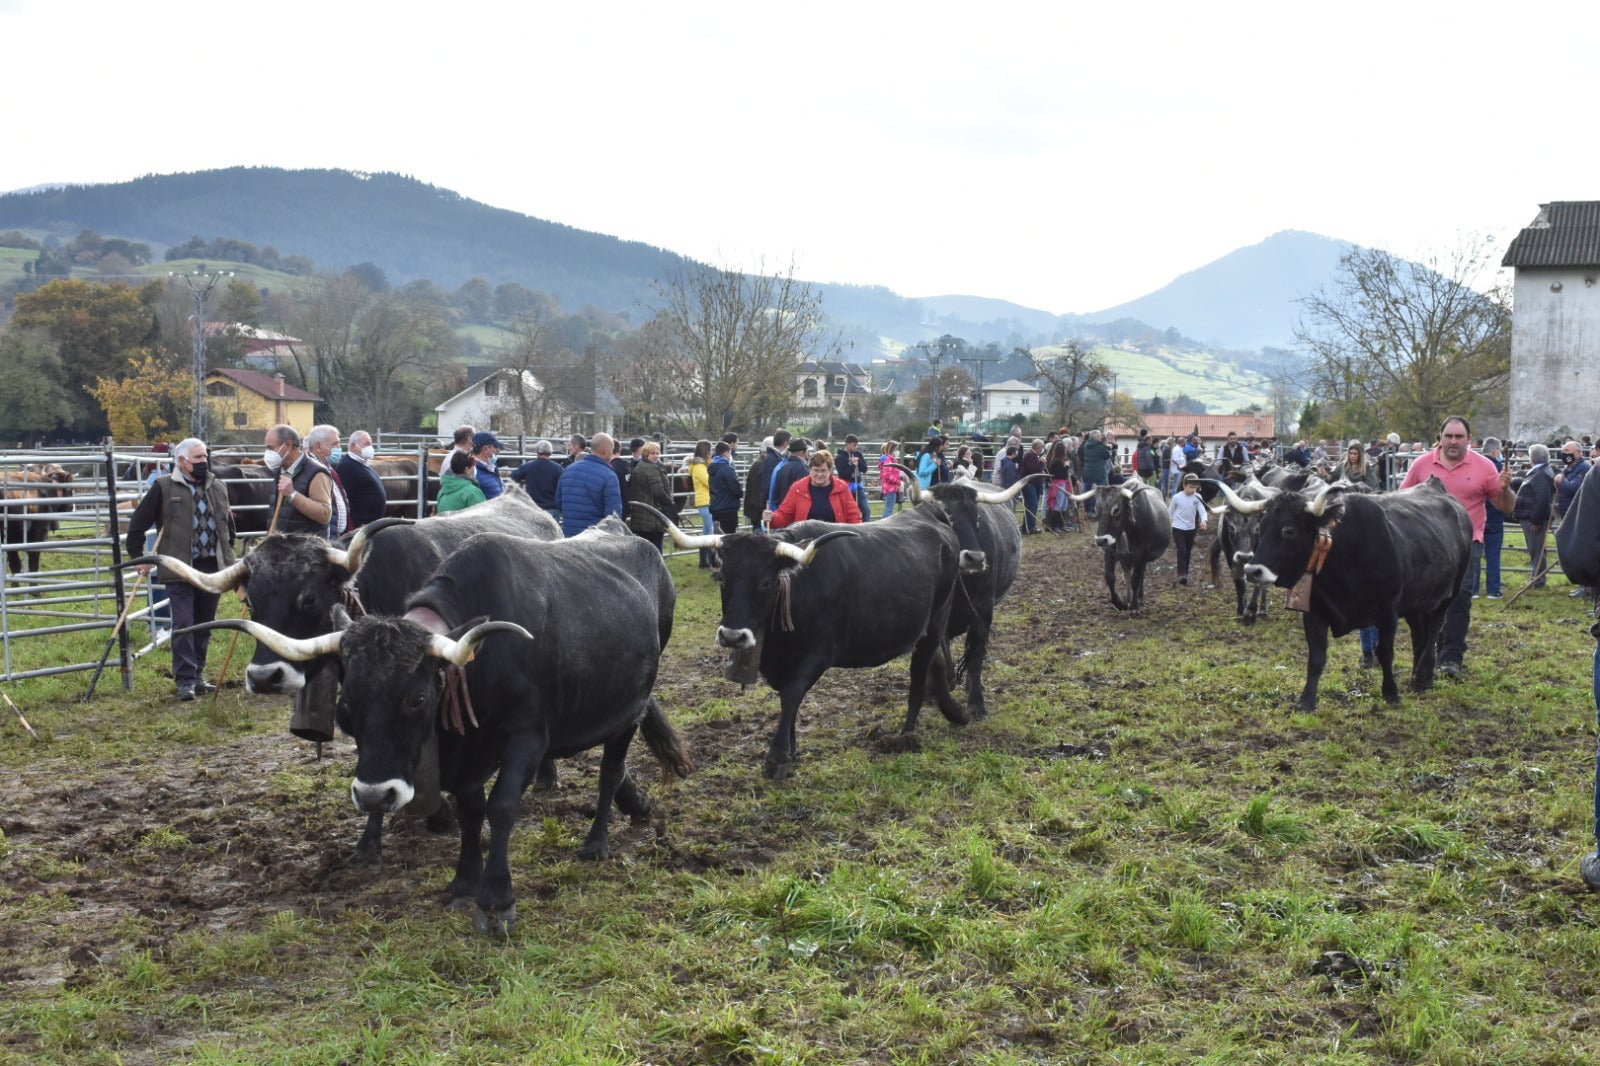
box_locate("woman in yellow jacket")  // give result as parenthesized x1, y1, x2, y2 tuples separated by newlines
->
(689, 439, 714, 569)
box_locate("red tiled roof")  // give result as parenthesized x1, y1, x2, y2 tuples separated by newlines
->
(209, 367, 321, 402)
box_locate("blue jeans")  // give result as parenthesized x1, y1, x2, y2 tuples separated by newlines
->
(1359, 626, 1378, 653)
(1474, 524, 1503, 596)
(856, 484, 872, 522)
(1022, 483, 1042, 533)
(698, 506, 714, 567)
(881, 491, 899, 518)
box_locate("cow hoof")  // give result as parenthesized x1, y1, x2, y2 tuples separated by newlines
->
(1384, 690, 1402, 706)
(445, 895, 475, 913)
(1238, 614, 1255, 627)
(424, 807, 456, 835)
(577, 840, 611, 862)
(1294, 700, 1317, 714)
(969, 704, 989, 721)
(473, 903, 517, 938)
(533, 763, 559, 791)
(347, 847, 382, 868)
(939, 704, 971, 727)
(763, 758, 792, 784)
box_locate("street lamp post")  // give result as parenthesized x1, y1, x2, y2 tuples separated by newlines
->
(171, 269, 234, 439)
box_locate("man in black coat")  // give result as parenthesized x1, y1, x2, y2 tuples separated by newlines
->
(336, 429, 388, 529)
(745, 429, 790, 531)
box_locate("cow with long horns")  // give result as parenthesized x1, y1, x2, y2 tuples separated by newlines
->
(131, 487, 562, 863)
(894, 464, 1040, 719)
(646, 500, 972, 783)
(183, 519, 692, 936)
(1206, 474, 1281, 624)
(1069, 480, 1171, 610)
(1220, 473, 1471, 712)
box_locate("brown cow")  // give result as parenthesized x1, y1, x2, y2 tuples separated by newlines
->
(2, 464, 77, 574)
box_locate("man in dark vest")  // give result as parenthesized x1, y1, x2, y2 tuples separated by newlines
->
(264, 423, 334, 537)
(125, 437, 237, 701)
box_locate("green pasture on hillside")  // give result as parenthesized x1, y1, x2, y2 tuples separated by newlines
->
(2, 528, 1600, 1064)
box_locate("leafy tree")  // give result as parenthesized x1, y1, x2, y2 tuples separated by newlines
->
(908, 335, 969, 420)
(1170, 393, 1207, 416)
(1143, 395, 1167, 414)
(0, 326, 76, 443)
(655, 259, 836, 435)
(1296, 239, 1510, 442)
(328, 289, 456, 430)
(905, 365, 976, 426)
(88, 352, 192, 443)
(454, 277, 494, 324)
(11, 279, 161, 434)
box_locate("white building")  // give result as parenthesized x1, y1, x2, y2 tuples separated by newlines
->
(1504, 202, 1600, 441)
(434, 366, 617, 441)
(979, 379, 1042, 423)
(794, 360, 874, 416)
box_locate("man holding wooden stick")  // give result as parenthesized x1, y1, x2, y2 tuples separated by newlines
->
(124, 438, 237, 701)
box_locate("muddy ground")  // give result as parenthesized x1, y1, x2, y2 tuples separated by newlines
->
(0, 525, 1476, 1025)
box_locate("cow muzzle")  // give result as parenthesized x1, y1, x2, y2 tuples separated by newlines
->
(717, 626, 757, 650)
(245, 661, 306, 695)
(1094, 534, 1116, 549)
(1243, 563, 1277, 586)
(1231, 550, 1254, 565)
(351, 777, 414, 813)
(958, 549, 988, 574)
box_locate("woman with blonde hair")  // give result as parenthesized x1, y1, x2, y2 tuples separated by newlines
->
(688, 439, 714, 568)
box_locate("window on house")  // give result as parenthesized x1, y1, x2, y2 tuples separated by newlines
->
(802, 379, 818, 399)
(232, 412, 249, 428)
(484, 379, 499, 397)
(1021, 397, 1030, 407)
(834, 376, 846, 388)
(206, 382, 236, 398)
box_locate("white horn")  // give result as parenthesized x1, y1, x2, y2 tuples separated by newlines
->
(888, 462, 923, 504)
(773, 528, 859, 566)
(130, 554, 249, 594)
(1214, 481, 1269, 514)
(1067, 487, 1098, 503)
(328, 516, 412, 572)
(183, 618, 342, 661)
(634, 503, 722, 549)
(1305, 481, 1338, 517)
(424, 620, 535, 667)
(970, 472, 1043, 505)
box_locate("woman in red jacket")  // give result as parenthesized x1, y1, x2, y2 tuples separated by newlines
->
(765, 449, 863, 528)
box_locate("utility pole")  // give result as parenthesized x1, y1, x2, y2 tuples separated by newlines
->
(171, 269, 234, 439)
(958, 348, 1005, 429)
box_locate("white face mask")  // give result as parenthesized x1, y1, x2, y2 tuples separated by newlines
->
(262, 446, 284, 471)
(359, 445, 375, 461)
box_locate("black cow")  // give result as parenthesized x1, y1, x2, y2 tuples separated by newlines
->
(1206, 474, 1280, 624)
(1225, 474, 1471, 712)
(211, 464, 280, 535)
(133, 487, 562, 863)
(653, 503, 970, 783)
(2, 464, 76, 574)
(1071, 481, 1171, 610)
(187, 520, 692, 936)
(896, 466, 1039, 719)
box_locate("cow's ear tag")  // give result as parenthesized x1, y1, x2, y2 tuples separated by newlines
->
(1285, 573, 1313, 612)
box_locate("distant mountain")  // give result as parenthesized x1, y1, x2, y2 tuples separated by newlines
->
(1085, 230, 1353, 351)
(0, 168, 1349, 356)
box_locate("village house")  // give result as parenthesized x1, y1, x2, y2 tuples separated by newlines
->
(433, 364, 618, 442)
(203, 368, 320, 436)
(1502, 201, 1600, 442)
(794, 360, 874, 418)
(978, 379, 1042, 424)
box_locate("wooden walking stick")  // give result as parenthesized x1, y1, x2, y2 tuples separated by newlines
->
(1, 687, 39, 741)
(83, 527, 163, 701)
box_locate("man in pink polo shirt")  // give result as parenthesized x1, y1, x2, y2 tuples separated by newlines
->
(1400, 415, 1517, 678)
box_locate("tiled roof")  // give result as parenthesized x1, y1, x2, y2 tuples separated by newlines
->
(209, 367, 321, 402)
(1502, 202, 1600, 269)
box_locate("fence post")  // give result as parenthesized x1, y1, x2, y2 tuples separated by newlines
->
(103, 438, 133, 691)
(416, 440, 428, 519)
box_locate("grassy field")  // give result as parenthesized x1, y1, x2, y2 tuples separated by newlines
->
(1089, 344, 1270, 413)
(1, 527, 1599, 1064)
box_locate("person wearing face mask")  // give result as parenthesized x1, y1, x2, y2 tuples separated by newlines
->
(124, 437, 237, 701)
(262, 424, 334, 537)
(336, 429, 388, 529)
(1555, 440, 1591, 522)
(306, 425, 351, 536)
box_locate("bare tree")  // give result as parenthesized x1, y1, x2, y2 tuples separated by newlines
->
(1295, 239, 1510, 441)
(656, 260, 838, 435)
(1030, 340, 1114, 429)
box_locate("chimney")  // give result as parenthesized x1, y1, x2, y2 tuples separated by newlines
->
(275, 373, 285, 397)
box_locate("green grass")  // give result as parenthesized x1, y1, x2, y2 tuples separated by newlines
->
(2, 541, 1599, 1063)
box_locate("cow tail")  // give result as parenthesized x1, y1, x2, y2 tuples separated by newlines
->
(640, 696, 695, 780)
(1208, 536, 1223, 586)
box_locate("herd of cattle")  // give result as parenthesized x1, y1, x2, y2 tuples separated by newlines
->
(1, 451, 1474, 935)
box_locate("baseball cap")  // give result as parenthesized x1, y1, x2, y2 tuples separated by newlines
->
(472, 431, 504, 450)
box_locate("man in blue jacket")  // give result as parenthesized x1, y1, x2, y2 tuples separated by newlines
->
(555, 431, 623, 536)
(509, 439, 564, 520)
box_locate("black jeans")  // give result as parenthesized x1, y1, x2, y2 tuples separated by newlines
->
(167, 557, 221, 688)
(1438, 540, 1483, 666)
(1174, 527, 1197, 577)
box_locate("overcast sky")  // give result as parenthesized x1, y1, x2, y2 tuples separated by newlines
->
(4, 0, 1595, 313)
